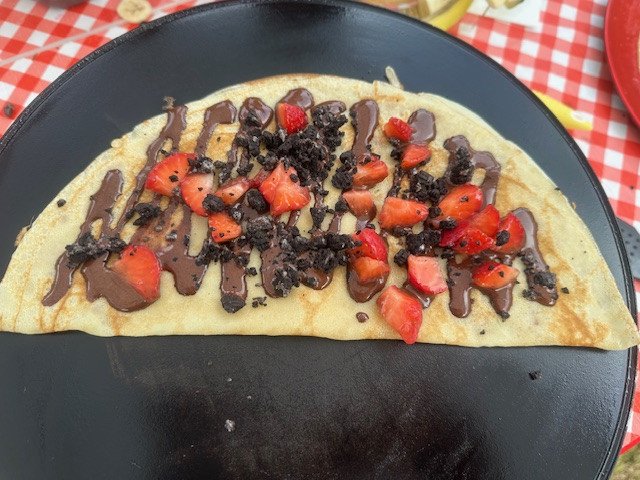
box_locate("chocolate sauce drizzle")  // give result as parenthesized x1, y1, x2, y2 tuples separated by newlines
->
(444, 135, 500, 207)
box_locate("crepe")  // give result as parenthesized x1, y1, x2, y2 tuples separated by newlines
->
(0, 74, 637, 349)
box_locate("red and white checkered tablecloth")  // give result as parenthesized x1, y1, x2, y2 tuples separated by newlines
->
(1, 0, 639, 453)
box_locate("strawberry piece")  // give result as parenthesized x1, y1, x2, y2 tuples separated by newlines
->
(472, 261, 519, 289)
(377, 286, 423, 345)
(350, 228, 388, 262)
(258, 164, 310, 216)
(208, 212, 242, 243)
(145, 152, 194, 196)
(451, 227, 494, 254)
(351, 256, 390, 283)
(180, 173, 214, 216)
(215, 177, 251, 205)
(378, 197, 429, 229)
(437, 184, 483, 222)
(383, 117, 413, 143)
(352, 159, 389, 187)
(493, 212, 526, 254)
(407, 255, 447, 295)
(343, 190, 375, 219)
(276, 103, 308, 134)
(439, 220, 469, 247)
(401, 144, 431, 170)
(112, 245, 161, 301)
(468, 205, 500, 237)
(250, 168, 270, 188)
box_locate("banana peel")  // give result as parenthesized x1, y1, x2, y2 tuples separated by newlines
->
(427, 0, 474, 31)
(533, 91, 593, 131)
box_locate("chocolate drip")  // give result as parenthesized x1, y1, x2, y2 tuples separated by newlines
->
(279, 88, 314, 110)
(220, 98, 274, 309)
(447, 259, 473, 318)
(315, 100, 347, 116)
(514, 208, 558, 306)
(409, 109, 436, 145)
(195, 100, 237, 156)
(350, 99, 379, 162)
(444, 135, 500, 207)
(81, 258, 150, 311)
(259, 224, 285, 298)
(347, 264, 386, 303)
(403, 281, 434, 309)
(482, 284, 514, 316)
(117, 103, 187, 232)
(239, 97, 274, 127)
(43, 170, 124, 306)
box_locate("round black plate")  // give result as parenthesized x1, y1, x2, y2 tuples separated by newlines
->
(0, 1, 636, 478)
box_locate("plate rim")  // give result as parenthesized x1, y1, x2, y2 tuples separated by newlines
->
(0, 0, 636, 476)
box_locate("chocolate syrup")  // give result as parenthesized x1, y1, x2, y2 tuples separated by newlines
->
(350, 99, 379, 163)
(279, 88, 314, 110)
(514, 208, 558, 306)
(347, 264, 386, 303)
(195, 100, 237, 156)
(444, 135, 500, 207)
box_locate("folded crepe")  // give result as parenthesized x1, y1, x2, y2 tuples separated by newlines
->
(0, 74, 637, 350)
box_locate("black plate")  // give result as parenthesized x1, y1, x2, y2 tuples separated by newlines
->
(0, 1, 636, 478)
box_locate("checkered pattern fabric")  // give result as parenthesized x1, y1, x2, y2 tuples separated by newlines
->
(0, 0, 639, 453)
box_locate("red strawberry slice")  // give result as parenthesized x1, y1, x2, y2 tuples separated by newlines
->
(351, 256, 390, 283)
(350, 228, 388, 262)
(258, 164, 310, 216)
(208, 212, 242, 243)
(439, 220, 469, 247)
(276, 103, 308, 134)
(145, 152, 194, 196)
(379, 197, 429, 230)
(215, 177, 251, 205)
(468, 205, 500, 237)
(250, 168, 270, 188)
(377, 286, 423, 345)
(472, 261, 519, 289)
(407, 255, 447, 295)
(437, 184, 483, 222)
(343, 190, 375, 219)
(401, 144, 431, 170)
(451, 227, 494, 254)
(112, 245, 161, 301)
(383, 117, 413, 143)
(493, 212, 526, 254)
(352, 158, 389, 187)
(181, 173, 214, 216)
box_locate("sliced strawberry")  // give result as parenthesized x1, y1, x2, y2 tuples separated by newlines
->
(145, 152, 194, 196)
(437, 184, 483, 222)
(493, 212, 526, 254)
(352, 159, 389, 188)
(180, 173, 214, 216)
(378, 197, 429, 230)
(383, 117, 412, 143)
(208, 212, 242, 243)
(377, 286, 423, 345)
(276, 103, 308, 134)
(472, 261, 520, 289)
(112, 245, 161, 301)
(343, 190, 375, 219)
(439, 220, 469, 247)
(250, 168, 270, 188)
(350, 228, 387, 262)
(258, 164, 310, 216)
(401, 144, 431, 170)
(468, 205, 500, 237)
(351, 256, 390, 283)
(215, 177, 251, 205)
(451, 227, 494, 254)
(407, 255, 447, 295)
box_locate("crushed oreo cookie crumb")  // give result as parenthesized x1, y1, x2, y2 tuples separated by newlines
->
(440, 219, 457, 230)
(533, 271, 556, 289)
(561, 287, 569, 294)
(56, 199, 66, 208)
(169, 174, 179, 183)
(447, 144, 475, 184)
(495, 230, 510, 247)
(310, 206, 328, 229)
(165, 230, 178, 242)
(129, 202, 162, 226)
(221, 294, 245, 313)
(498, 311, 510, 320)
(189, 156, 214, 174)
(251, 296, 267, 308)
(203, 194, 226, 213)
(394, 249, 409, 266)
(65, 232, 126, 268)
(528, 371, 542, 381)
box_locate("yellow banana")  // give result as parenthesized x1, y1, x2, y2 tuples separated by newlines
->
(427, 0, 474, 31)
(533, 91, 593, 131)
